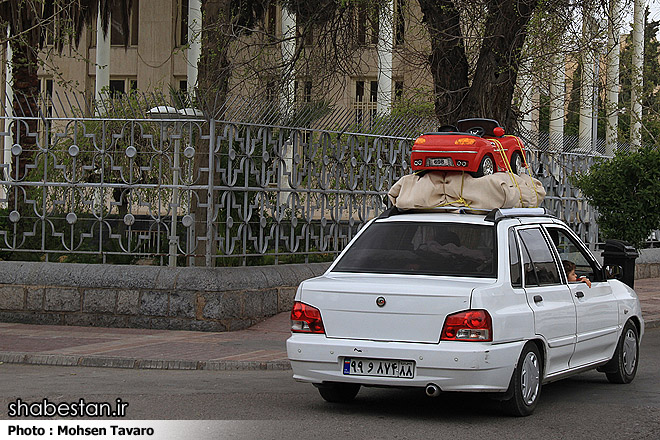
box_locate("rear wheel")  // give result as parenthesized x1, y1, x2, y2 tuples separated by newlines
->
(510, 151, 524, 175)
(316, 383, 361, 403)
(502, 342, 542, 416)
(472, 155, 495, 178)
(605, 321, 639, 384)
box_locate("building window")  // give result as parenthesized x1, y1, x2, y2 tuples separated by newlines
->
(111, 0, 139, 46)
(357, 81, 364, 102)
(109, 78, 138, 98)
(304, 81, 312, 103)
(354, 79, 378, 124)
(297, 21, 314, 47)
(394, 80, 404, 101)
(266, 80, 278, 102)
(176, 0, 189, 47)
(42, 8, 57, 47)
(293, 80, 311, 103)
(109, 80, 125, 97)
(267, 4, 277, 38)
(354, 80, 378, 102)
(357, 4, 379, 45)
(38, 77, 54, 117)
(395, 0, 405, 46)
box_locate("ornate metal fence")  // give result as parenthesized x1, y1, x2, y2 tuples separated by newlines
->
(0, 115, 415, 265)
(0, 111, 642, 266)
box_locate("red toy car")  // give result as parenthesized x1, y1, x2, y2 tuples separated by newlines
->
(411, 118, 527, 177)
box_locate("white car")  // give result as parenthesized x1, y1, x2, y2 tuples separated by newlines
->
(286, 208, 644, 416)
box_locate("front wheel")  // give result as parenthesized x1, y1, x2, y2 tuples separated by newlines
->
(605, 321, 639, 384)
(316, 382, 361, 403)
(502, 342, 542, 416)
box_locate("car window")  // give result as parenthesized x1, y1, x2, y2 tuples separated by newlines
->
(332, 221, 496, 277)
(517, 228, 561, 286)
(519, 235, 538, 287)
(545, 227, 601, 282)
(509, 228, 522, 287)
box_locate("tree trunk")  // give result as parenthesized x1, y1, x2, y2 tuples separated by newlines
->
(192, 0, 232, 266)
(418, 0, 470, 124)
(419, 0, 538, 129)
(461, 0, 538, 130)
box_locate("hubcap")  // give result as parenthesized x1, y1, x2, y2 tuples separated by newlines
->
(622, 329, 637, 376)
(520, 351, 540, 405)
(482, 157, 494, 175)
(514, 154, 523, 174)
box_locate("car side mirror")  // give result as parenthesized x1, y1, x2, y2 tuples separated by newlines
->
(605, 265, 623, 280)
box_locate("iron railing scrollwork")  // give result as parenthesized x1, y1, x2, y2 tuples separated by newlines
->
(2, 115, 651, 266)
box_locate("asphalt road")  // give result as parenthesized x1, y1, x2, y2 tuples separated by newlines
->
(1, 328, 659, 439)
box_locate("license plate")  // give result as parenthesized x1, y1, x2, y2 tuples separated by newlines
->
(342, 357, 415, 378)
(427, 157, 454, 167)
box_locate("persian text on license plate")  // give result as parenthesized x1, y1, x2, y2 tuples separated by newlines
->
(427, 157, 453, 167)
(342, 357, 415, 378)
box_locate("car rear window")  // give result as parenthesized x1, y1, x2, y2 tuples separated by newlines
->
(332, 221, 496, 277)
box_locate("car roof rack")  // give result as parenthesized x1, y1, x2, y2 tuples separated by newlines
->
(378, 207, 553, 221)
(378, 206, 491, 219)
(484, 207, 552, 222)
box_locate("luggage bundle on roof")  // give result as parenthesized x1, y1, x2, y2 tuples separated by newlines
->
(388, 171, 546, 211)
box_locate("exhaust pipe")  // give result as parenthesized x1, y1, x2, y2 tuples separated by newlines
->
(425, 383, 441, 397)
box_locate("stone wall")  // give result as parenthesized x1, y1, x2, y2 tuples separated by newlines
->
(636, 263, 660, 279)
(1, 259, 658, 332)
(0, 262, 330, 332)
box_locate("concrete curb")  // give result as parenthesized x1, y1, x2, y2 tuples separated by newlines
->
(645, 319, 660, 329)
(0, 352, 292, 371)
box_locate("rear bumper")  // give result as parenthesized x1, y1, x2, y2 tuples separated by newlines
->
(286, 334, 524, 392)
(410, 150, 481, 173)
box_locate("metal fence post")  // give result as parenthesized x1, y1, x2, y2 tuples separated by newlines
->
(205, 119, 215, 267)
(169, 121, 180, 267)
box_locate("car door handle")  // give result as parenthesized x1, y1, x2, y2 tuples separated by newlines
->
(533, 295, 543, 303)
(575, 291, 585, 299)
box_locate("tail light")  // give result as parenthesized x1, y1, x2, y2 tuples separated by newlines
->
(455, 137, 476, 145)
(441, 310, 492, 342)
(291, 302, 325, 334)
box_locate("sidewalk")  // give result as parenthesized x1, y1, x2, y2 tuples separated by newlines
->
(1, 278, 659, 371)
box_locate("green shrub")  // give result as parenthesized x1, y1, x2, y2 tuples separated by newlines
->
(571, 146, 660, 248)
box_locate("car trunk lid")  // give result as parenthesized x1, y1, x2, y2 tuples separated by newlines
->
(299, 274, 494, 343)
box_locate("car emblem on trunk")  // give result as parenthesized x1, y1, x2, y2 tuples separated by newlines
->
(376, 297, 386, 307)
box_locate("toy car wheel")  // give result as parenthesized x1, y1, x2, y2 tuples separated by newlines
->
(472, 155, 494, 178)
(511, 152, 524, 175)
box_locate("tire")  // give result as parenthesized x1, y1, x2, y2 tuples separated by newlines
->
(510, 151, 524, 175)
(502, 342, 542, 417)
(316, 383, 361, 403)
(472, 155, 495, 178)
(605, 321, 639, 384)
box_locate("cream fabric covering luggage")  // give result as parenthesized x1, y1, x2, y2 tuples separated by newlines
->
(388, 171, 545, 211)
